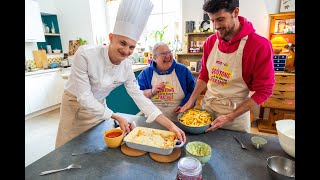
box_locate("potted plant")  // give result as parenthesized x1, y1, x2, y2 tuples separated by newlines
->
(77, 37, 88, 45)
(149, 25, 168, 43)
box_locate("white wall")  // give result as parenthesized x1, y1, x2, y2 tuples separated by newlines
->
(181, 0, 204, 47)
(181, 0, 281, 44)
(38, 0, 58, 14)
(89, 0, 108, 45)
(54, 0, 94, 53)
(25, 0, 281, 60)
(25, 42, 39, 60)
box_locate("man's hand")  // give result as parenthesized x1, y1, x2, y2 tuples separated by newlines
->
(205, 114, 232, 132)
(154, 114, 187, 143)
(168, 125, 186, 143)
(112, 114, 132, 133)
(179, 100, 194, 113)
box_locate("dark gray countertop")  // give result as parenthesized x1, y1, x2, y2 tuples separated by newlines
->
(25, 113, 294, 180)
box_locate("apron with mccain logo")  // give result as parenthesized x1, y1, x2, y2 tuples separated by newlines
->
(201, 36, 250, 132)
(151, 70, 184, 122)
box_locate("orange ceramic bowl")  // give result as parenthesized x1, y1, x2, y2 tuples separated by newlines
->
(104, 128, 124, 148)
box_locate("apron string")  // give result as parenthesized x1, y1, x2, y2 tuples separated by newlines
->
(204, 96, 239, 110)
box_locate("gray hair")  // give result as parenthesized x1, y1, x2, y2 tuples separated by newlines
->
(152, 42, 169, 57)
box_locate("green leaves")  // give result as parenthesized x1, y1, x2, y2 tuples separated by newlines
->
(150, 25, 168, 43)
(77, 37, 88, 45)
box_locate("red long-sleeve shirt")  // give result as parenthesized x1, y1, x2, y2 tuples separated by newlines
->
(199, 16, 275, 105)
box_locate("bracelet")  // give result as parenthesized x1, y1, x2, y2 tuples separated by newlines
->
(150, 89, 154, 96)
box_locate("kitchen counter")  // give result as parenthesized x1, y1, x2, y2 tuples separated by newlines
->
(28, 64, 148, 78)
(25, 113, 293, 180)
(25, 68, 64, 76)
(132, 63, 148, 72)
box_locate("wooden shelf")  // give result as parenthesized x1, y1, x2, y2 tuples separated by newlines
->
(44, 33, 60, 36)
(269, 12, 295, 17)
(47, 53, 63, 56)
(177, 52, 203, 56)
(185, 32, 214, 35)
(269, 12, 295, 43)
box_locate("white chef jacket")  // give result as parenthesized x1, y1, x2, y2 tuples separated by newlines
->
(65, 45, 162, 123)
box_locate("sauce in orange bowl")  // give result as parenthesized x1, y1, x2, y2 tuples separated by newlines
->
(105, 131, 123, 138)
(104, 128, 124, 148)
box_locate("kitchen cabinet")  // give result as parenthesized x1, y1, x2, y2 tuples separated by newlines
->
(25, 70, 65, 115)
(269, 12, 295, 44)
(27, 73, 50, 113)
(37, 14, 63, 53)
(25, 77, 31, 115)
(257, 72, 295, 134)
(25, 0, 45, 42)
(269, 12, 295, 72)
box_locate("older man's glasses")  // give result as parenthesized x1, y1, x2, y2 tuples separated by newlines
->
(156, 50, 172, 57)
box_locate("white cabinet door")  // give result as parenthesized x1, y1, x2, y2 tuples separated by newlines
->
(28, 74, 50, 113)
(26, 70, 66, 114)
(55, 71, 65, 105)
(25, 0, 45, 42)
(45, 71, 62, 107)
(25, 77, 31, 115)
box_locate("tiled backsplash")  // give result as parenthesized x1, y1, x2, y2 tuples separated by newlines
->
(26, 57, 62, 69)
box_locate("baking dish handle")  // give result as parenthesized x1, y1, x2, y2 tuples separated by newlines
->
(174, 139, 184, 148)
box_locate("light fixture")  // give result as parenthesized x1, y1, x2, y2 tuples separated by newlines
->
(270, 36, 288, 47)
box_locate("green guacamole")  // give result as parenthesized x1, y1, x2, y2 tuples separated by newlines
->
(187, 141, 211, 156)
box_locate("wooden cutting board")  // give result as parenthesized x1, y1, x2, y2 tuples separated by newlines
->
(32, 50, 47, 68)
(149, 148, 181, 163)
(121, 144, 147, 156)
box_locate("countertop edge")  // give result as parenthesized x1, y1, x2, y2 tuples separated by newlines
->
(25, 64, 147, 76)
(132, 64, 148, 72)
(25, 68, 62, 76)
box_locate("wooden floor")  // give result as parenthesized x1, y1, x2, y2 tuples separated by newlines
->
(25, 108, 276, 167)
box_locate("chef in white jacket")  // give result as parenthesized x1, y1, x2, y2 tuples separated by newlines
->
(55, 0, 186, 149)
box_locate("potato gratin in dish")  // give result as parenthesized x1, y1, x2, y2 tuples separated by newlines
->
(130, 128, 176, 149)
(124, 127, 184, 155)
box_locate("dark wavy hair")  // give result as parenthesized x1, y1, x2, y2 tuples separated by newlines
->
(203, 0, 239, 14)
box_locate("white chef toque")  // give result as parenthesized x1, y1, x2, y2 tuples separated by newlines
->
(113, 0, 154, 42)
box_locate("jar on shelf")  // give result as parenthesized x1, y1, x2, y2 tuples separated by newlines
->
(176, 157, 202, 180)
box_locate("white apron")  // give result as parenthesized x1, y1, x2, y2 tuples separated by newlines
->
(201, 36, 250, 132)
(55, 90, 104, 148)
(151, 70, 184, 122)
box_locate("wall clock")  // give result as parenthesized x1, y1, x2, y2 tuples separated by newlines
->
(280, 0, 295, 13)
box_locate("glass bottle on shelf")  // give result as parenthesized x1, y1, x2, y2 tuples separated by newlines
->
(51, 22, 55, 34)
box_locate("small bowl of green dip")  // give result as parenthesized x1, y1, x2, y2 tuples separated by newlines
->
(185, 141, 212, 165)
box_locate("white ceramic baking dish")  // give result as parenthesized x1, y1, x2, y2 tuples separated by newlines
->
(123, 127, 184, 155)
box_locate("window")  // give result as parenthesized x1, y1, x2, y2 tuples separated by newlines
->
(105, 0, 181, 51)
(142, 0, 181, 50)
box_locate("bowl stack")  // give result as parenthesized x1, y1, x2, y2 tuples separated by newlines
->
(275, 119, 295, 158)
